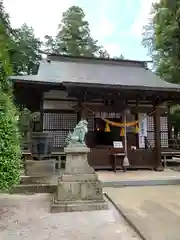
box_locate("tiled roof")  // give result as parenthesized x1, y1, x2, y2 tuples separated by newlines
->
(10, 55, 180, 92)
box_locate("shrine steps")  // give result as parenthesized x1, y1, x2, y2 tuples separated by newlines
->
(11, 183, 56, 194)
(10, 174, 58, 194)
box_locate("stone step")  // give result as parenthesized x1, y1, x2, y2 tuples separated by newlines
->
(20, 174, 58, 185)
(102, 178, 180, 187)
(11, 183, 56, 194)
(51, 199, 108, 213)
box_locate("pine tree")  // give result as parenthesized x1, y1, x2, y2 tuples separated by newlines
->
(56, 6, 100, 56)
(44, 6, 109, 57)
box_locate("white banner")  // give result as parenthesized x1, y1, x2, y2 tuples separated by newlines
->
(138, 113, 147, 148)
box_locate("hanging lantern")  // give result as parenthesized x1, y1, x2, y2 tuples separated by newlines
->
(134, 123, 139, 134)
(120, 127, 125, 136)
(105, 123, 110, 132)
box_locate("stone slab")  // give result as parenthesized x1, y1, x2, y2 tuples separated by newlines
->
(11, 184, 56, 194)
(56, 179, 104, 201)
(60, 173, 98, 181)
(98, 169, 180, 187)
(64, 151, 94, 174)
(26, 160, 55, 176)
(64, 146, 90, 153)
(105, 186, 180, 240)
(51, 199, 108, 213)
(21, 174, 58, 185)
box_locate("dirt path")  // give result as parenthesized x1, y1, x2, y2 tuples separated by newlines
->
(0, 193, 139, 240)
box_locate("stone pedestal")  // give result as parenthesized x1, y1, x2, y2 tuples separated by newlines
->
(51, 146, 108, 213)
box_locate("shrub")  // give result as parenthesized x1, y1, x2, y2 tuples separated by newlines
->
(0, 23, 21, 190)
(0, 91, 21, 190)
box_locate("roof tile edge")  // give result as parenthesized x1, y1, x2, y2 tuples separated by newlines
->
(47, 53, 146, 68)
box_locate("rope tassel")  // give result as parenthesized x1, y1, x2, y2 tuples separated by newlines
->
(105, 123, 110, 132)
(120, 127, 125, 136)
(134, 124, 139, 134)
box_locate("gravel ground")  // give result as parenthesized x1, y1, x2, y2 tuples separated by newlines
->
(0, 193, 139, 240)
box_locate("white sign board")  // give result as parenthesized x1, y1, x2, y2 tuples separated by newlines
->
(113, 141, 123, 148)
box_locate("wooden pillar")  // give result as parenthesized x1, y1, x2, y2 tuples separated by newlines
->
(135, 100, 139, 148)
(167, 105, 172, 148)
(39, 91, 44, 131)
(153, 102, 163, 171)
(77, 97, 86, 122)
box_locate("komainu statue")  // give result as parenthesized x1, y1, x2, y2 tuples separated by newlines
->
(64, 119, 88, 147)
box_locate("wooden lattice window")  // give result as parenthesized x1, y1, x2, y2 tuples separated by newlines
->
(43, 112, 77, 148)
(147, 116, 155, 147)
(86, 112, 94, 131)
(160, 116, 168, 147)
(147, 115, 168, 148)
(95, 112, 122, 119)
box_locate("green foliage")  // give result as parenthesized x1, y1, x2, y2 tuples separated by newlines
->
(11, 24, 42, 75)
(0, 24, 21, 191)
(142, 0, 180, 130)
(0, 91, 21, 190)
(57, 6, 99, 56)
(0, 1, 42, 75)
(169, 105, 180, 130)
(113, 54, 124, 60)
(44, 6, 111, 58)
(142, 0, 180, 83)
(0, 0, 11, 32)
(96, 47, 110, 58)
(0, 20, 12, 93)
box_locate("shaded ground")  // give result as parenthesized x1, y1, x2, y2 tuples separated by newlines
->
(0, 193, 139, 240)
(105, 186, 180, 240)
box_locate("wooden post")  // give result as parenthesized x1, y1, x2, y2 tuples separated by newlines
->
(167, 105, 172, 148)
(77, 96, 85, 122)
(153, 102, 163, 171)
(135, 100, 139, 148)
(40, 91, 44, 131)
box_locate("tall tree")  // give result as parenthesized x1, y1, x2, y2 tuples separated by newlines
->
(0, 0, 11, 32)
(142, 0, 180, 83)
(1, 1, 41, 75)
(44, 35, 59, 54)
(142, 0, 180, 134)
(44, 6, 110, 57)
(0, 23, 21, 190)
(11, 24, 42, 75)
(56, 6, 100, 56)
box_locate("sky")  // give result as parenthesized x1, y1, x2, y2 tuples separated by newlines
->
(4, 0, 156, 61)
